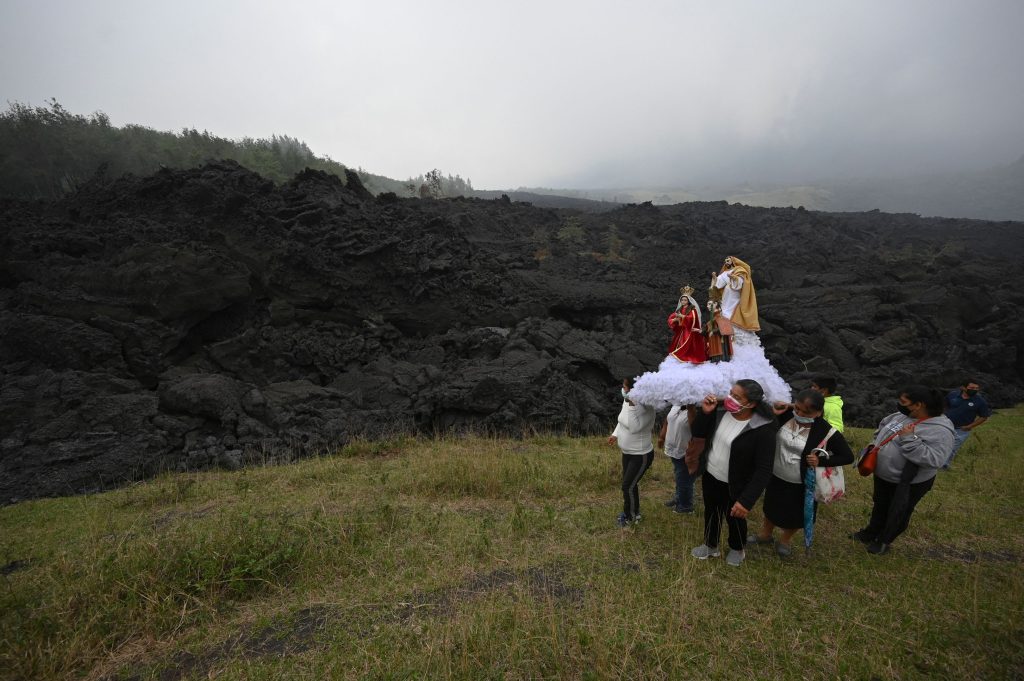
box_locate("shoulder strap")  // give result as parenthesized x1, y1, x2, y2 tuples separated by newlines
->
(812, 427, 838, 460)
(876, 417, 927, 449)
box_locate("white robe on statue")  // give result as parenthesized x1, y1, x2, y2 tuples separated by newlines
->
(715, 270, 743, 319)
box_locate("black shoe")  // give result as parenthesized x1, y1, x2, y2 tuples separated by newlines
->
(849, 530, 873, 545)
(866, 541, 890, 555)
(673, 506, 695, 514)
(664, 498, 678, 507)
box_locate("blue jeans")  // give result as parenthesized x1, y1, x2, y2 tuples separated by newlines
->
(944, 428, 971, 468)
(670, 457, 696, 512)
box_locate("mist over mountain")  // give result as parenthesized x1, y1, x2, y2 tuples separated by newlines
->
(5, 100, 1022, 221)
(511, 155, 1024, 221)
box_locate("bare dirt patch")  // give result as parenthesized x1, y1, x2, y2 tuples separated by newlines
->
(112, 563, 584, 680)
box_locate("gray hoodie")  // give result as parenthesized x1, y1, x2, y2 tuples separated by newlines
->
(872, 413, 955, 484)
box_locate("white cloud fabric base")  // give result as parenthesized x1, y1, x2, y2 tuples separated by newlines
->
(628, 330, 792, 409)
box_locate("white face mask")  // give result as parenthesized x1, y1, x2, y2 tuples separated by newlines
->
(621, 388, 630, 400)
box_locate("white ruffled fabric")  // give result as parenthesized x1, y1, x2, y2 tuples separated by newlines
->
(627, 328, 792, 409)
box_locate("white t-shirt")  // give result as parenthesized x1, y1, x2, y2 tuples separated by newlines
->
(775, 421, 809, 483)
(715, 270, 744, 319)
(664, 405, 691, 459)
(706, 412, 749, 482)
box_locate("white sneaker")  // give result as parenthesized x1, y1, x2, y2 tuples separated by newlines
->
(726, 549, 746, 567)
(691, 544, 721, 559)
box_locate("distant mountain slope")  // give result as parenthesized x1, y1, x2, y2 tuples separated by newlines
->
(469, 189, 620, 212)
(513, 156, 1024, 220)
(821, 156, 1024, 220)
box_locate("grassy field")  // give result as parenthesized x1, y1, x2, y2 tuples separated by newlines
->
(2, 410, 1023, 680)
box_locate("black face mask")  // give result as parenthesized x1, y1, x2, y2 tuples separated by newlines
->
(965, 389, 979, 397)
(896, 403, 911, 416)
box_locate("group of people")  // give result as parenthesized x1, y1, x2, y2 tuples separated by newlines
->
(608, 254, 992, 565)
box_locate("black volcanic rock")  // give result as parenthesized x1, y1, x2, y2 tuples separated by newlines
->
(1, 161, 1022, 502)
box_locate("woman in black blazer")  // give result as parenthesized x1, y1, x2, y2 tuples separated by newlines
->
(690, 379, 779, 567)
(749, 388, 854, 556)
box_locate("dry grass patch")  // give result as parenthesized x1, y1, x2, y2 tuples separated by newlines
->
(2, 415, 1022, 680)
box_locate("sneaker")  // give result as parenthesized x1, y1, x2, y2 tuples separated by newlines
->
(617, 513, 642, 528)
(673, 506, 694, 514)
(726, 549, 746, 567)
(746, 533, 773, 546)
(848, 530, 873, 545)
(866, 541, 890, 555)
(775, 542, 793, 558)
(691, 544, 721, 560)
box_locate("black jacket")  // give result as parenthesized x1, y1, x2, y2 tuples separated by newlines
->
(692, 407, 778, 510)
(777, 411, 854, 482)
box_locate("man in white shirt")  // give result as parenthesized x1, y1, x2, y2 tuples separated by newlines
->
(658, 404, 696, 513)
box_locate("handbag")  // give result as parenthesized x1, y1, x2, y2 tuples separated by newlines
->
(814, 465, 845, 503)
(856, 418, 926, 477)
(856, 444, 881, 477)
(809, 427, 845, 503)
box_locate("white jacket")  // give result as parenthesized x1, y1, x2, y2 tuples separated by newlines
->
(612, 400, 656, 455)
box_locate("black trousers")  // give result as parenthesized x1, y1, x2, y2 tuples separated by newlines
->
(621, 450, 654, 520)
(863, 475, 935, 544)
(702, 472, 746, 551)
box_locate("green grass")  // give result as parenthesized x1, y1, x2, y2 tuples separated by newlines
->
(2, 412, 1023, 680)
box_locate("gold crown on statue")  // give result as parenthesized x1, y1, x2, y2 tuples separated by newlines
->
(680, 285, 695, 297)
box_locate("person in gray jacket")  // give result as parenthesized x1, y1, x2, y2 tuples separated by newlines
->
(850, 385, 954, 555)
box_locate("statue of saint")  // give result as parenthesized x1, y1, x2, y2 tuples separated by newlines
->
(667, 285, 707, 364)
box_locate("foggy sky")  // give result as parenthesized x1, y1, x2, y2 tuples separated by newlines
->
(2, 0, 1023, 189)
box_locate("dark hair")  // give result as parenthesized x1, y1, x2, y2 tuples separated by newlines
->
(794, 388, 825, 412)
(812, 375, 837, 394)
(900, 384, 945, 417)
(734, 379, 775, 419)
(623, 376, 634, 390)
(963, 378, 979, 387)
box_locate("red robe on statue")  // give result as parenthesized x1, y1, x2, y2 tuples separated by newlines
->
(667, 308, 708, 363)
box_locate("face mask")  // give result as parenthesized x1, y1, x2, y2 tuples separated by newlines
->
(793, 414, 815, 425)
(966, 389, 979, 396)
(723, 396, 748, 413)
(621, 388, 630, 400)
(896, 403, 911, 416)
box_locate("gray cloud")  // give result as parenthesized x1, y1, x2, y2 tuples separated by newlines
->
(2, 0, 1023, 188)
